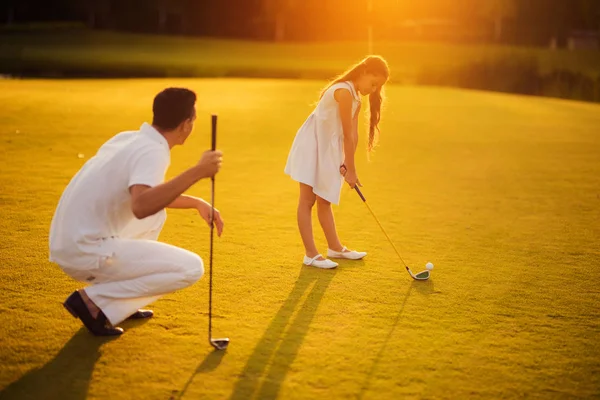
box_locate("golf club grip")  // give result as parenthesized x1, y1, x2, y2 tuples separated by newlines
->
(211, 115, 217, 151)
(354, 186, 366, 202)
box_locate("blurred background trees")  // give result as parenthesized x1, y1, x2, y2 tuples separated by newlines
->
(2, 0, 599, 47)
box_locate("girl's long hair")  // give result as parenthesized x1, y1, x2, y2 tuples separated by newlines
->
(320, 55, 389, 152)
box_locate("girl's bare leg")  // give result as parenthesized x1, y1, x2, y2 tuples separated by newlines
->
(298, 183, 324, 259)
(316, 196, 344, 252)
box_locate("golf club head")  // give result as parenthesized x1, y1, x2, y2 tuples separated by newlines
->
(410, 269, 431, 281)
(210, 338, 230, 351)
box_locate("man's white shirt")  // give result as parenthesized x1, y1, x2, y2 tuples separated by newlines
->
(49, 123, 170, 270)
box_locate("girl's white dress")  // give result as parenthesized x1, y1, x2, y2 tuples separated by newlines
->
(284, 81, 361, 205)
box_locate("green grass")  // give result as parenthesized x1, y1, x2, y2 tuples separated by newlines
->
(1, 78, 600, 399)
(2, 29, 600, 80)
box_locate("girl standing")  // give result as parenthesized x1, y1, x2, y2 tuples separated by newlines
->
(285, 56, 389, 269)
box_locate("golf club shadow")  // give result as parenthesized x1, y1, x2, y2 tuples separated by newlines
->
(174, 350, 226, 399)
(357, 284, 413, 400)
(228, 266, 336, 400)
(412, 278, 435, 295)
(0, 328, 115, 400)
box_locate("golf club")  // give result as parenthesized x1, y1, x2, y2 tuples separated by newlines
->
(208, 114, 229, 350)
(354, 186, 430, 281)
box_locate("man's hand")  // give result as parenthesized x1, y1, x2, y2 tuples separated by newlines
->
(196, 150, 223, 179)
(196, 198, 224, 237)
(129, 151, 223, 220)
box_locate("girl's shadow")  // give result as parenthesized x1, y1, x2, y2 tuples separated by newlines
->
(228, 266, 336, 400)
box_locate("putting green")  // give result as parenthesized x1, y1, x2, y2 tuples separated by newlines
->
(0, 78, 599, 399)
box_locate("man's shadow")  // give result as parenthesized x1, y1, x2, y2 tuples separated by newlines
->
(0, 328, 118, 400)
(227, 266, 336, 400)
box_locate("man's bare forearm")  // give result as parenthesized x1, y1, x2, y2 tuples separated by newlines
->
(132, 167, 204, 219)
(168, 194, 203, 209)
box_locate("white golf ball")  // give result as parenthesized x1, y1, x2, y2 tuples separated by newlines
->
(425, 262, 434, 270)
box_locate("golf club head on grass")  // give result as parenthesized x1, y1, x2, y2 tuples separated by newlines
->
(210, 338, 230, 351)
(354, 187, 432, 282)
(409, 269, 431, 281)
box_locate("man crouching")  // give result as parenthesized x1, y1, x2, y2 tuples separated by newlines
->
(49, 88, 224, 336)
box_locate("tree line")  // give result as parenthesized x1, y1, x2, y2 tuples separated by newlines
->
(3, 0, 600, 46)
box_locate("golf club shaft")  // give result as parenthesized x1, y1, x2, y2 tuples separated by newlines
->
(208, 115, 217, 341)
(354, 186, 409, 270)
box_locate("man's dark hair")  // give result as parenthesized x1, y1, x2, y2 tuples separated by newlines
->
(152, 88, 196, 130)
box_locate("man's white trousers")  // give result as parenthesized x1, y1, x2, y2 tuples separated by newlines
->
(62, 210, 203, 325)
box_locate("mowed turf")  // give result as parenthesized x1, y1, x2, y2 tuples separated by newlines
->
(0, 78, 599, 400)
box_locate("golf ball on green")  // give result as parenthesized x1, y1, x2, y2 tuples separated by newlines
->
(426, 262, 434, 270)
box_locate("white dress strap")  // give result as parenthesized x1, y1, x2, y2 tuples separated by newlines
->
(342, 81, 360, 102)
(329, 81, 360, 102)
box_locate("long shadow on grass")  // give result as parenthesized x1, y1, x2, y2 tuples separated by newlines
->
(357, 279, 435, 399)
(174, 350, 226, 399)
(229, 266, 336, 400)
(0, 328, 116, 400)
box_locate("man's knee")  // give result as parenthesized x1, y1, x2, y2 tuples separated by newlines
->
(181, 252, 204, 284)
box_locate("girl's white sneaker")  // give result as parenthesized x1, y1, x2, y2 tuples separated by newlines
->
(327, 246, 367, 260)
(303, 254, 338, 269)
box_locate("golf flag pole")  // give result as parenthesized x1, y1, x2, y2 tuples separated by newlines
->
(367, 0, 373, 54)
